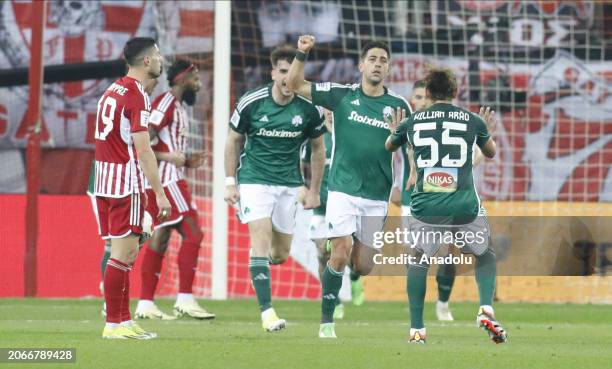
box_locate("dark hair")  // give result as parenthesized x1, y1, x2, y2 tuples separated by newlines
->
(167, 59, 194, 86)
(424, 68, 457, 100)
(123, 37, 156, 66)
(270, 45, 295, 67)
(360, 41, 390, 60)
(413, 79, 426, 89)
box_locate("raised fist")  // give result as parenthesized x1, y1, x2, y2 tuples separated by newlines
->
(297, 35, 315, 53)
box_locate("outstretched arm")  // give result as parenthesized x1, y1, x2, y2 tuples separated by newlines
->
(287, 35, 316, 100)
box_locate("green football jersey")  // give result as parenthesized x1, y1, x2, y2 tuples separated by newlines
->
(311, 83, 412, 201)
(230, 84, 326, 187)
(301, 131, 333, 216)
(390, 102, 490, 224)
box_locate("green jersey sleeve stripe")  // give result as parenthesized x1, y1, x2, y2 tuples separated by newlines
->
(237, 89, 268, 112)
(237, 92, 268, 113)
(237, 87, 268, 111)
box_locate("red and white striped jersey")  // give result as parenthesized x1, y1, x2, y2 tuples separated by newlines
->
(148, 91, 189, 186)
(94, 76, 151, 198)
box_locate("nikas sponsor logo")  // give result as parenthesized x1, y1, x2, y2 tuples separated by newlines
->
(347, 111, 389, 129)
(423, 167, 458, 193)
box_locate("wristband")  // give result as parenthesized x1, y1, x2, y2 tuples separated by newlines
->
(225, 176, 236, 186)
(295, 50, 308, 62)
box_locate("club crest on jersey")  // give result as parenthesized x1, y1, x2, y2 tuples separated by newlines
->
(292, 115, 303, 127)
(423, 168, 458, 193)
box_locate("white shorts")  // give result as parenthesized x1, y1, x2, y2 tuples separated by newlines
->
(308, 214, 327, 240)
(238, 184, 299, 234)
(325, 191, 388, 248)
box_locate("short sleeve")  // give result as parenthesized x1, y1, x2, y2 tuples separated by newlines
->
(306, 105, 326, 139)
(389, 119, 411, 147)
(310, 82, 350, 111)
(126, 90, 150, 133)
(229, 95, 253, 134)
(148, 104, 174, 132)
(474, 115, 491, 148)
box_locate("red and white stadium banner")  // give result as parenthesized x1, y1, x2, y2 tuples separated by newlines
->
(386, 51, 612, 202)
(0, 0, 213, 149)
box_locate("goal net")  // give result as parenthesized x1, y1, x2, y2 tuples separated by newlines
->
(220, 0, 612, 299)
(1, 1, 609, 299)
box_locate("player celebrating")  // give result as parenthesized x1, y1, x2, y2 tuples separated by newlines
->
(224, 45, 326, 332)
(287, 36, 412, 338)
(386, 68, 507, 344)
(134, 59, 214, 321)
(390, 80, 456, 322)
(94, 37, 171, 339)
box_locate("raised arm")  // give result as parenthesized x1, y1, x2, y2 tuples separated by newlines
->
(385, 107, 408, 152)
(287, 35, 316, 100)
(477, 106, 497, 159)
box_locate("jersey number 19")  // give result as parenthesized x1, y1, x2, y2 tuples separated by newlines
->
(95, 96, 117, 141)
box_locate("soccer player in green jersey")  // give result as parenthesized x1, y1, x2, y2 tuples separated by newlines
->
(287, 35, 412, 338)
(391, 80, 456, 321)
(224, 45, 326, 333)
(386, 68, 507, 344)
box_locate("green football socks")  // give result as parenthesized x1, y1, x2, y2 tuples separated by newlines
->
(321, 263, 343, 323)
(249, 257, 272, 312)
(475, 249, 496, 306)
(407, 263, 428, 329)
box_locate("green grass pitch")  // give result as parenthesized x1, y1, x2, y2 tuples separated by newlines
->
(0, 298, 610, 369)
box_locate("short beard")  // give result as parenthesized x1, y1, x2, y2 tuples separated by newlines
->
(183, 88, 197, 106)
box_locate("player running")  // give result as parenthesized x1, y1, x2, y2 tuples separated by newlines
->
(224, 45, 326, 332)
(94, 37, 171, 339)
(287, 35, 412, 338)
(386, 68, 507, 344)
(300, 110, 365, 321)
(134, 59, 214, 321)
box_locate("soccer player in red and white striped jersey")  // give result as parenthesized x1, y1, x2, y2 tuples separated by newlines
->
(94, 37, 171, 340)
(135, 59, 215, 320)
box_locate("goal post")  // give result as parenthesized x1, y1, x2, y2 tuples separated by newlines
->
(211, 0, 231, 300)
(24, 0, 46, 297)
